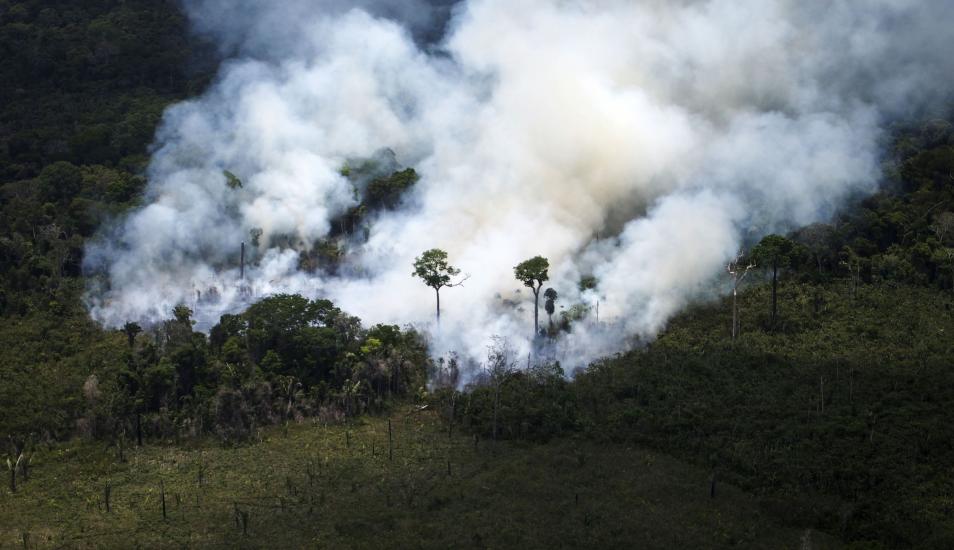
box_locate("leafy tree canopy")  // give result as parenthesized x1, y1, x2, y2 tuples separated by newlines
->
(514, 256, 549, 290)
(750, 234, 797, 269)
(412, 248, 461, 291)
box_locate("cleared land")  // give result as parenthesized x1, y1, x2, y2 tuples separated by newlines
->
(0, 407, 835, 549)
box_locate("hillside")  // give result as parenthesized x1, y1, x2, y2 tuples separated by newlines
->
(1, 2, 954, 549)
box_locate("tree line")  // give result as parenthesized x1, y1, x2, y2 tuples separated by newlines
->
(413, 230, 820, 341)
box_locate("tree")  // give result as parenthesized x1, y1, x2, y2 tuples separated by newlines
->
(122, 321, 142, 349)
(164, 305, 196, 350)
(727, 254, 756, 340)
(172, 305, 194, 326)
(792, 223, 834, 276)
(578, 276, 597, 292)
(412, 249, 467, 322)
(36, 161, 83, 204)
(514, 256, 549, 337)
(223, 170, 243, 190)
(544, 288, 558, 331)
(242, 294, 346, 384)
(750, 234, 796, 327)
(365, 168, 419, 209)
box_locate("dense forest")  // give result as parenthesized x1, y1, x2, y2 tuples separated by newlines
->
(1, 1, 953, 548)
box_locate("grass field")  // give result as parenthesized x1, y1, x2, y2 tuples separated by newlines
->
(0, 406, 839, 549)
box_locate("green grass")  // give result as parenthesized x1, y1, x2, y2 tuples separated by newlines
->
(0, 406, 836, 549)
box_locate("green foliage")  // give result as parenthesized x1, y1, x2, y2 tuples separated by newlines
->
(241, 295, 350, 384)
(35, 161, 82, 204)
(412, 249, 461, 291)
(364, 167, 418, 208)
(452, 281, 954, 546)
(223, 170, 243, 190)
(297, 238, 343, 273)
(515, 256, 550, 334)
(172, 304, 194, 325)
(578, 275, 598, 292)
(560, 303, 590, 325)
(458, 362, 576, 441)
(513, 256, 549, 291)
(791, 122, 954, 290)
(331, 150, 417, 241)
(0, 1, 211, 323)
(544, 287, 558, 319)
(750, 234, 797, 270)
(121, 321, 141, 348)
(0, 1, 215, 182)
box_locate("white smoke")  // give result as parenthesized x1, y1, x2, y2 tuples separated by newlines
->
(85, 0, 954, 372)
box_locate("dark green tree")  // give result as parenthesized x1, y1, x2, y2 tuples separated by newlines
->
(751, 234, 796, 327)
(36, 161, 83, 204)
(242, 294, 346, 384)
(544, 288, 558, 330)
(578, 276, 597, 292)
(121, 322, 142, 349)
(223, 170, 243, 189)
(172, 305, 194, 326)
(514, 256, 549, 336)
(365, 168, 418, 209)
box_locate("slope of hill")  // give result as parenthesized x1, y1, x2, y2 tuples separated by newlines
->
(0, 406, 836, 549)
(1, 2, 954, 548)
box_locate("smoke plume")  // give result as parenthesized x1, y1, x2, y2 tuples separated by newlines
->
(85, 0, 954, 371)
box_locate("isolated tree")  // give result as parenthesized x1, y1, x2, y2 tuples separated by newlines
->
(727, 254, 756, 340)
(544, 288, 558, 330)
(751, 234, 796, 327)
(412, 249, 467, 322)
(514, 256, 550, 337)
(122, 321, 142, 349)
(173, 305, 194, 326)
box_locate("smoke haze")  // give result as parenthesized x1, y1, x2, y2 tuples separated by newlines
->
(84, 0, 954, 371)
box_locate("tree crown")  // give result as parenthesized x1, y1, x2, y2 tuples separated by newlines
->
(412, 248, 461, 290)
(514, 256, 549, 290)
(544, 287, 558, 316)
(751, 234, 796, 268)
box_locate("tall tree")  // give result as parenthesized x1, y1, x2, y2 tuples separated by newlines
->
(751, 234, 796, 327)
(727, 254, 756, 340)
(544, 288, 558, 331)
(412, 249, 467, 322)
(514, 256, 549, 337)
(122, 322, 142, 349)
